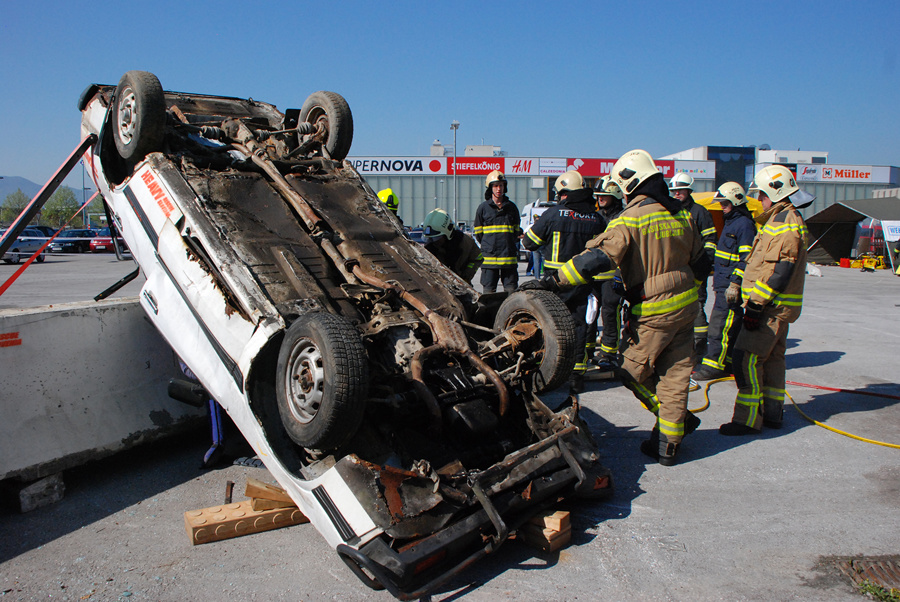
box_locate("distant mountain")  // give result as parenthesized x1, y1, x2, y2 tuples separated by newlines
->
(0, 176, 97, 205)
(0, 176, 41, 201)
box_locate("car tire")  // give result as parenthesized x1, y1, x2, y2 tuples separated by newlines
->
(493, 290, 577, 393)
(276, 312, 368, 450)
(7, 251, 20, 264)
(36, 253, 45, 263)
(299, 91, 353, 162)
(113, 71, 166, 163)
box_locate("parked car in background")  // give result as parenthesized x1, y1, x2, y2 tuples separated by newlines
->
(89, 227, 127, 253)
(1, 228, 47, 264)
(49, 228, 97, 253)
(30, 226, 58, 239)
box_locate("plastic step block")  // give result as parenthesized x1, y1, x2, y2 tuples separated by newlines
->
(184, 500, 308, 545)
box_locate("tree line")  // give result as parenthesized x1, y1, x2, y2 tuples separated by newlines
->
(0, 188, 105, 229)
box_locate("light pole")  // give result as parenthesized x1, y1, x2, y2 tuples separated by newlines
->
(450, 120, 460, 224)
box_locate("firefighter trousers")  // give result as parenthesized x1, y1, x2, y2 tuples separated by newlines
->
(694, 276, 710, 343)
(730, 314, 789, 429)
(598, 278, 623, 358)
(617, 307, 696, 444)
(480, 267, 518, 294)
(700, 290, 743, 372)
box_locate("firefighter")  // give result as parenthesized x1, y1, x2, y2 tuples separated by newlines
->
(692, 182, 757, 380)
(669, 173, 717, 362)
(719, 166, 811, 436)
(474, 171, 521, 293)
(592, 176, 625, 371)
(521, 170, 605, 392)
(423, 208, 483, 285)
(378, 188, 403, 226)
(530, 150, 710, 466)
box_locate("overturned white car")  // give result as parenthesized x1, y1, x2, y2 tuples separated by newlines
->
(79, 71, 612, 599)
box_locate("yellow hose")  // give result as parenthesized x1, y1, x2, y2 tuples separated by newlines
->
(690, 377, 900, 449)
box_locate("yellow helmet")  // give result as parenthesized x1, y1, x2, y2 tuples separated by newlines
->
(377, 188, 399, 213)
(610, 149, 658, 196)
(423, 208, 454, 239)
(669, 173, 694, 191)
(553, 170, 585, 194)
(749, 165, 799, 204)
(715, 182, 748, 206)
(594, 175, 624, 200)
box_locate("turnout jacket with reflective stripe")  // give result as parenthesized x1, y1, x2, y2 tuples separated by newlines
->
(741, 201, 808, 323)
(474, 197, 521, 268)
(684, 195, 718, 263)
(712, 207, 756, 291)
(522, 190, 605, 272)
(564, 193, 706, 318)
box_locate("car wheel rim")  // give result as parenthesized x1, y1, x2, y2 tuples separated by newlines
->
(285, 338, 324, 424)
(117, 87, 137, 146)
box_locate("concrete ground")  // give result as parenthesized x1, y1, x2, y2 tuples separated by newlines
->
(1, 261, 898, 601)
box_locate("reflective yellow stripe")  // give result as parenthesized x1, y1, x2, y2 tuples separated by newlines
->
(751, 280, 776, 302)
(481, 225, 516, 234)
(560, 260, 587, 285)
(701, 226, 717, 237)
(483, 256, 517, 266)
(658, 416, 684, 438)
(551, 232, 560, 265)
(526, 229, 544, 245)
(736, 353, 760, 427)
(704, 241, 717, 250)
(631, 287, 698, 316)
(474, 226, 484, 234)
(771, 292, 803, 307)
(592, 269, 616, 281)
(608, 210, 690, 238)
(738, 245, 753, 253)
(632, 381, 660, 413)
(715, 249, 740, 262)
(761, 222, 809, 238)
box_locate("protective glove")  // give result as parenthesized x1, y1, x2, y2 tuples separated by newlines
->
(743, 302, 763, 331)
(518, 274, 560, 292)
(725, 282, 742, 306)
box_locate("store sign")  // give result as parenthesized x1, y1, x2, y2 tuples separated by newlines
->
(507, 158, 538, 175)
(881, 221, 900, 243)
(797, 165, 819, 181)
(566, 158, 616, 176)
(673, 161, 714, 178)
(819, 165, 885, 182)
(449, 158, 505, 175)
(539, 158, 566, 176)
(348, 157, 446, 175)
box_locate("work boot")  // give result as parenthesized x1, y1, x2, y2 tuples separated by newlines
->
(691, 364, 728, 381)
(640, 433, 679, 466)
(569, 373, 585, 394)
(684, 410, 701, 435)
(592, 354, 619, 372)
(718, 422, 761, 436)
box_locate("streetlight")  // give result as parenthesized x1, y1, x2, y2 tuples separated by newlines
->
(450, 120, 460, 224)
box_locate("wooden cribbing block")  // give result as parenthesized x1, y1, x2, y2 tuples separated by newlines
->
(528, 509, 570, 532)
(250, 497, 296, 511)
(184, 500, 309, 545)
(244, 477, 294, 503)
(519, 524, 572, 552)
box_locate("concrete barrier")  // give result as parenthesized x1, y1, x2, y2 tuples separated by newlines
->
(0, 298, 204, 483)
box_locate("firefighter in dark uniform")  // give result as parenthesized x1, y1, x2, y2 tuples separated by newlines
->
(521, 170, 605, 392)
(592, 175, 625, 371)
(531, 150, 711, 466)
(669, 174, 717, 362)
(423, 208, 484, 285)
(692, 182, 757, 381)
(719, 166, 812, 435)
(474, 170, 521, 293)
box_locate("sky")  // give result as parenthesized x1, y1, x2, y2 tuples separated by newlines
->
(1, 0, 899, 192)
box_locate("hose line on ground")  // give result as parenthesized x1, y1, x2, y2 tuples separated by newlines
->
(689, 377, 900, 449)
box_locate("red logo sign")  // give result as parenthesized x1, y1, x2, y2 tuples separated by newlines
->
(449, 158, 505, 175)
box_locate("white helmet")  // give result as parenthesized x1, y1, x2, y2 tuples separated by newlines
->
(669, 173, 694, 191)
(553, 170, 585, 194)
(610, 149, 658, 196)
(714, 182, 748, 206)
(750, 165, 799, 204)
(594, 175, 624, 200)
(423, 208, 454, 239)
(485, 170, 507, 190)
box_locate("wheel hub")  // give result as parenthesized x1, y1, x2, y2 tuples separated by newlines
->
(117, 88, 137, 145)
(286, 340, 324, 424)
